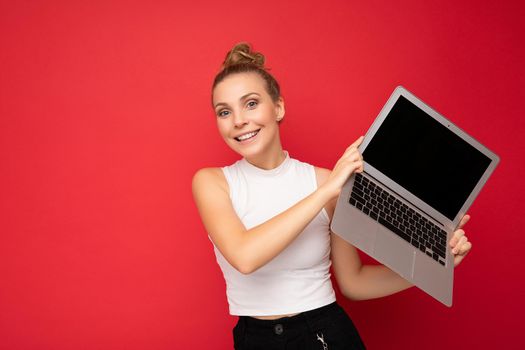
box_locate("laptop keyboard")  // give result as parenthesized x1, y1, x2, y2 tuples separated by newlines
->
(350, 173, 448, 266)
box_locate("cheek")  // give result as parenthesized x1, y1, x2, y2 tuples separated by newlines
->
(217, 122, 237, 144)
(254, 105, 277, 123)
(216, 122, 228, 138)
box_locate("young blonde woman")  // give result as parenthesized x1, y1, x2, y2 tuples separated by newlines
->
(192, 42, 472, 349)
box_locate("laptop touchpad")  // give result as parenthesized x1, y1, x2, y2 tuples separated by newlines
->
(373, 226, 416, 279)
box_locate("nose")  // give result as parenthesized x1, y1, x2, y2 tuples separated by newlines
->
(233, 111, 248, 128)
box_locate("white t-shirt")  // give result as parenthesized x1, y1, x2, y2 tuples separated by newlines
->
(211, 150, 336, 316)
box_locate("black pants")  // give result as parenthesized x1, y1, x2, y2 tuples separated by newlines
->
(233, 302, 366, 349)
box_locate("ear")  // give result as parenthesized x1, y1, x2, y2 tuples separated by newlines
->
(275, 97, 285, 122)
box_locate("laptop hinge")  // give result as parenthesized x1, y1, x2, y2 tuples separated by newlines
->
(361, 172, 445, 227)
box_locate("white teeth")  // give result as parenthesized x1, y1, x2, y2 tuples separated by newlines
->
(236, 130, 259, 141)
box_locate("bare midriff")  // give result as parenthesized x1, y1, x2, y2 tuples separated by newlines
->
(251, 312, 301, 320)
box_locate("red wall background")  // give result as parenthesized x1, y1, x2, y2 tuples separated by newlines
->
(1, 0, 523, 349)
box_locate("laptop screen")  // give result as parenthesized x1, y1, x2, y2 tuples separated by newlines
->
(362, 95, 491, 221)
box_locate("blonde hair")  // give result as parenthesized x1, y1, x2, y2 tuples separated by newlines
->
(212, 42, 281, 106)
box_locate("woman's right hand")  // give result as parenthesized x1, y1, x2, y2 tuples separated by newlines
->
(321, 136, 365, 199)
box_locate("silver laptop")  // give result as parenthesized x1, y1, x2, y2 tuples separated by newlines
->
(330, 86, 500, 306)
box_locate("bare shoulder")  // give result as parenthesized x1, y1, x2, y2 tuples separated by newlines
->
(191, 166, 248, 271)
(192, 167, 228, 194)
(314, 166, 336, 220)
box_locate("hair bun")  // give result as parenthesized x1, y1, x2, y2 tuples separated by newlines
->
(222, 42, 266, 70)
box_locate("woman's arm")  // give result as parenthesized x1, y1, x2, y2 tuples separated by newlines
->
(316, 167, 472, 301)
(192, 137, 364, 275)
(330, 231, 415, 300)
(331, 218, 472, 300)
(192, 167, 333, 274)
(316, 167, 412, 300)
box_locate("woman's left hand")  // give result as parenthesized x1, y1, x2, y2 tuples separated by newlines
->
(449, 214, 472, 267)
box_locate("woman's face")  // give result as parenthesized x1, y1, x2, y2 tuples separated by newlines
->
(212, 72, 284, 158)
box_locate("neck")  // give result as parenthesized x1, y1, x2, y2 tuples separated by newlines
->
(244, 141, 286, 170)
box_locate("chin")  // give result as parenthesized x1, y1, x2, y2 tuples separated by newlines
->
(231, 142, 264, 158)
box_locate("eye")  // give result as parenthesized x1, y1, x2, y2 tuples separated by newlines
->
(217, 109, 230, 118)
(246, 99, 258, 109)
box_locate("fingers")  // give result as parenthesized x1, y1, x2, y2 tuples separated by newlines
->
(337, 156, 363, 174)
(327, 137, 365, 196)
(450, 229, 472, 255)
(453, 253, 465, 267)
(450, 215, 472, 256)
(456, 240, 472, 256)
(343, 153, 364, 173)
(346, 151, 362, 162)
(449, 229, 465, 249)
(453, 237, 472, 267)
(341, 136, 364, 160)
(352, 159, 364, 173)
(457, 214, 471, 230)
(348, 135, 364, 150)
(452, 235, 467, 254)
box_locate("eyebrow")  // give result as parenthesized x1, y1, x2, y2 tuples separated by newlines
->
(214, 92, 261, 110)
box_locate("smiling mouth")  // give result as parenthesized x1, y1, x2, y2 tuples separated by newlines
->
(234, 129, 261, 142)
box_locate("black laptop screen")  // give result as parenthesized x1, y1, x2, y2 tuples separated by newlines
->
(362, 95, 491, 221)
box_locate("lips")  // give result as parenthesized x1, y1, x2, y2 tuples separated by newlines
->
(234, 129, 261, 142)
